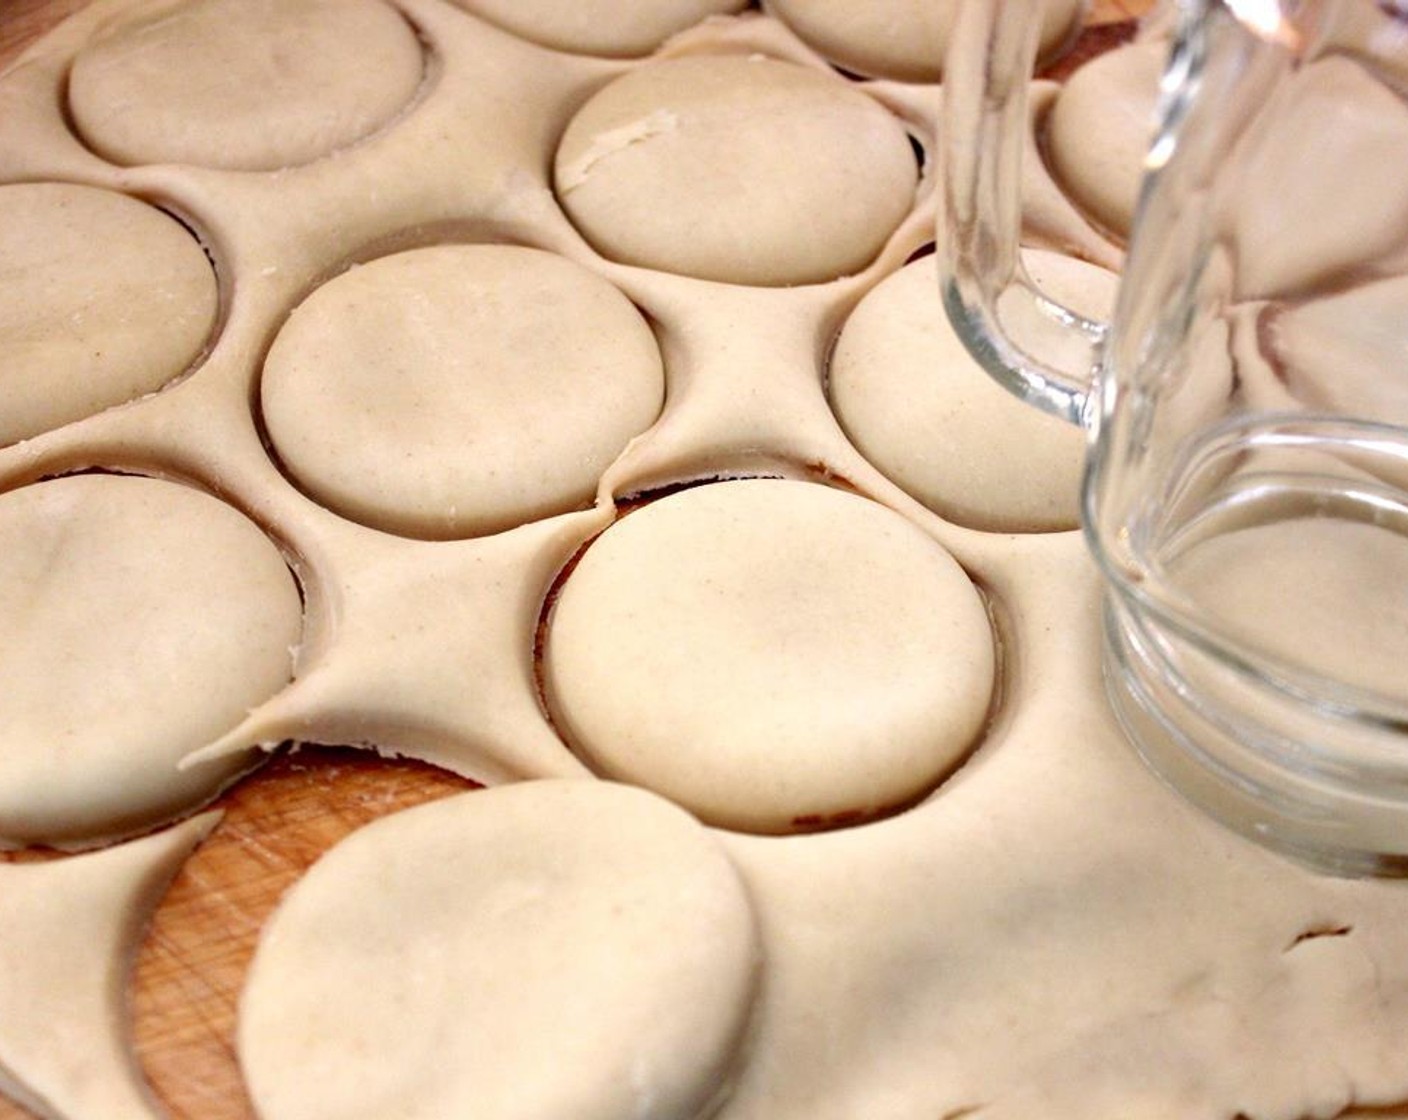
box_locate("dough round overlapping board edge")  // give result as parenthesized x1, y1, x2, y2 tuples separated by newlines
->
(239, 780, 760, 1120)
(2, 3, 1408, 1120)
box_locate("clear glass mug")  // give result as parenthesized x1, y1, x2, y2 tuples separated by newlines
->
(942, 0, 1408, 874)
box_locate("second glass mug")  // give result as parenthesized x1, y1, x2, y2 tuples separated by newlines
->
(942, 0, 1408, 874)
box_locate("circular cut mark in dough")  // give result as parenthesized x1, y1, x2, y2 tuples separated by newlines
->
(765, 0, 1083, 83)
(0, 182, 217, 448)
(0, 474, 302, 848)
(542, 478, 997, 832)
(240, 780, 760, 1120)
(554, 55, 919, 286)
(1268, 274, 1408, 425)
(448, 0, 747, 57)
(829, 251, 1111, 533)
(68, 0, 423, 170)
(261, 244, 664, 539)
(1045, 41, 1164, 242)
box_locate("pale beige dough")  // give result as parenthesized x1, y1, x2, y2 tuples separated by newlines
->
(260, 244, 665, 539)
(1169, 517, 1408, 707)
(764, 0, 1083, 83)
(68, 0, 424, 170)
(0, 182, 217, 448)
(1269, 274, 1408, 425)
(554, 55, 919, 286)
(1230, 56, 1408, 298)
(3, 3, 1408, 1118)
(446, 0, 747, 57)
(239, 780, 759, 1120)
(542, 478, 996, 832)
(0, 474, 301, 848)
(0, 811, 219, 1120)
(828, 251, 1111, 533)
(1045, 40, 1165, 241)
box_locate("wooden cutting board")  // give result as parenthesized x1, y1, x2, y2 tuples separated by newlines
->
(18, 4, 1403, 1120)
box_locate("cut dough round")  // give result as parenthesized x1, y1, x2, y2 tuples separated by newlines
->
(554, 55, 918, 286)
(765, 0, 1083, 83)
(68, 0, 423, 170)
(1170, 517, 1408, 706)
(542, 478, 996, 832)
(240, 780, 760, 1120)
(448, 0, 747, 57)
(1228, 56, 1408, 298)
(1046, 41, 1165, 241)
(1268, 275, 1408, 424)
(0, 182, 217, 448)
(0, 474, 301, 848)
(261, 244, 664, 539)
(829, 251, 1109, 532)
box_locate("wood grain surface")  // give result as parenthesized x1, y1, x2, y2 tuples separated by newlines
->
(9, 4, 1404, 1120)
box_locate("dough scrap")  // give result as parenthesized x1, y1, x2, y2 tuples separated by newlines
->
(554, 54, 918, 286)
(0, 810, 220, 1120)
(239, 780, 760, 1120)
(542, 478, 996, 832)
(0, 474, 301, 848)
(260, 244, 665, 539)
(828, 251, 1108, 532)
(764, 0, 1083, 83)
(68, 0, 424, 170)
(0, 182, 217, 447)
(446, 0, 747, 57)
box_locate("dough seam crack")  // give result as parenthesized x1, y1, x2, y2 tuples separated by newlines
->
(556, 109, 680, 192)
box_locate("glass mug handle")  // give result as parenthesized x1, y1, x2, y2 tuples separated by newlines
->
(940, 0, 1110, 428)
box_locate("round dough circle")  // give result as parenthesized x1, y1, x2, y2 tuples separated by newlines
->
(1046, 41, 1165, 241)
(765, 0, 1083, 83)
(261, 244, 665, 539)
(0, 474, 302, 848)
(240, 780, 760, 1120)
(554, 55, 919, 286)
(1170, 517, 1408, 706)
(0, 182, 217, 447)
(829, 251, 1111, 532)
(543, 479, 996, 832)
(1268, 275, 1408, 424)
(68, 0, 423, 170)
(448, 0, 747, 57)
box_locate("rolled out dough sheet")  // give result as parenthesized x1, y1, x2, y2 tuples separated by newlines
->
(1, 1, 1407, 1119)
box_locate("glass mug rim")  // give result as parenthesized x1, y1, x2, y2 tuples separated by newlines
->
(941, 0, 1408, 875)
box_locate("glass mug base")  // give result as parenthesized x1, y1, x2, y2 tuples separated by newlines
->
(1102, 592, 1408, 878)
